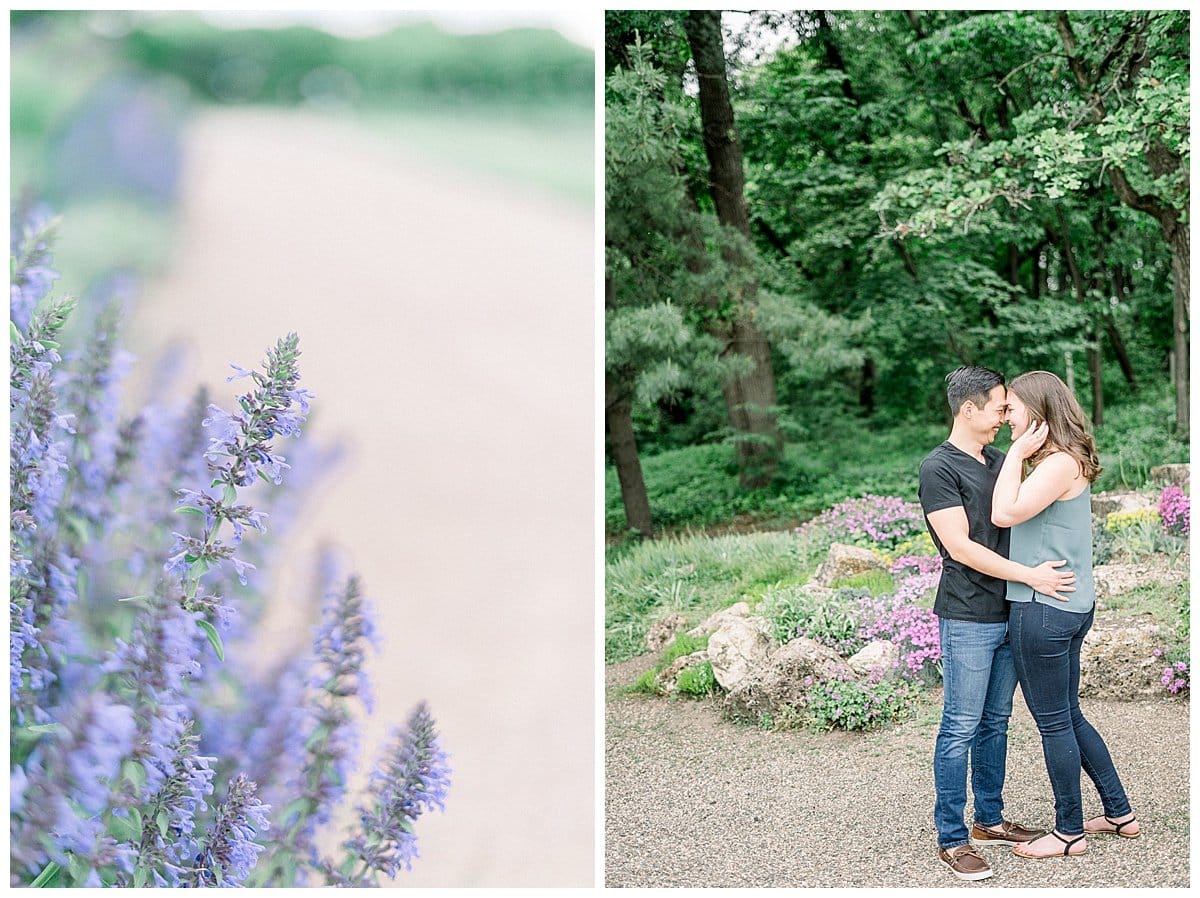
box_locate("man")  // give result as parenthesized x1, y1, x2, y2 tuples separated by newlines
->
(919, 366, 1076, 881)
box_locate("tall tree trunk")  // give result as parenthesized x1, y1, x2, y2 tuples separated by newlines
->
(604, 273, 654, 536)
(1057, 12, 1189, 431)
(1169, 224, 1189, 431)
(683, 9, 782, 488)
(1054, 209, 1103, 424)
(859, 356, 876, 414)
(605, 383, 654, 536)
(1103, 313, 1137, 392)
(1101, 240, 1138, 392)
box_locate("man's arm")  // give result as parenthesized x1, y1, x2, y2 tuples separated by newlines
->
(926, 505, 1076, 601)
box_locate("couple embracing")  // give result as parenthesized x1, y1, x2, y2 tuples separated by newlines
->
(919, 366, 1139, 882)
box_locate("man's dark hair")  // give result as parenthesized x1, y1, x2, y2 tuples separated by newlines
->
(945, 366, 1005, 416)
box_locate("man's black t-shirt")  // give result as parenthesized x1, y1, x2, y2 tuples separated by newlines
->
(918, 441, 1011, 623)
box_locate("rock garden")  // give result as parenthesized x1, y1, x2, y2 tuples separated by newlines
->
(617, 464, 1190, 732)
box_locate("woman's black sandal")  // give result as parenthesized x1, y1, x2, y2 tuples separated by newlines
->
(1086, 815, 1141, 839)
(1013, 831, 1087, 858)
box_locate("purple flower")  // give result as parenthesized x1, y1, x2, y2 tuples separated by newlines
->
(248, 577, 378, 886)
(10, 693, 137, 878)
(126, 719, 217, 887)
(334, 702, 451, 884)
(9, 201, 60, 333)
(190, 773, 271, 887)
(796, 494, 925, 549)
(104, 596, 205, 797)
(1158, 484, 1190, 537)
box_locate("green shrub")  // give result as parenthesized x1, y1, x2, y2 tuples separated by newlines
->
(675, 661, 717, 697)
(628, 668, 660, 695)
(1093, 390, 1188, 491)
(661, 632, 708, 665)
(1106, 514, 1184, 563)
(757, 584, 865, 656)
(806, 675, 917, 732)
(605, 421, 941, 535)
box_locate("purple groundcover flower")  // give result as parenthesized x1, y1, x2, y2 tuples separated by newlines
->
(1158, 484, 1190, 537)
(857, 561, 942, 677)
(1160, 660, 1189, 695)
(796, 494, 925, 548)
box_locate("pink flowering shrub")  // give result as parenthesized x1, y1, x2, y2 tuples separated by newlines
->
(795, 494, 925, 551)
(1160, 661, 1189, 694)
(1158, 484, 1190, 537)
(851, 555, 943, 680)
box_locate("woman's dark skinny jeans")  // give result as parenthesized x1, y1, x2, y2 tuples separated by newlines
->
(1008, 600, 1132, 836)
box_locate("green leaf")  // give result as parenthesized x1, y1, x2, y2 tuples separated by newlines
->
(197, 619, 225, 662)
(117, 595, 152, 604)
(66, 853, 88, 885)
(175, 505, 206, 516)
(29, 861, 62, 887)
(133, 867, 149, 888)
(157, 810, 170, 838)
(123, 759, 147, 792)
(222, 484, 238, 505)
(108, 810, 142, 843)
(11, 321, 23, 344)
(23, 722, 67, 736)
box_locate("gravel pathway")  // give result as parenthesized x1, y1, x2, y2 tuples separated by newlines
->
(605, 655, 1189, 888)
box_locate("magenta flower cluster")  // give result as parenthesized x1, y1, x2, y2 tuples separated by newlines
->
(796, 494, 925, 548)
(1158, 484, 1190, 537)
(1160, 660, 1188, 694)
(854, 558, 942, 678)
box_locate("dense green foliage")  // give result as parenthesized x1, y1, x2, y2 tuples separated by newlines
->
(606, 385, 1185, 533)
(13, 12, 591, 108)
(604, 10, 1189, 536)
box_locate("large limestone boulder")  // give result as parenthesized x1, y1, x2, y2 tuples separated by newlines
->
(706, 616, 773, 691)
(848, 640, 901, 678)
(812, 543, 889, 587)
(1093, 560, 1187, 600)
(722, 636, 855, 722)
(686, 601, 751, 639)
(646, 613, 688, 652)
(1091, 491, 1155, 519)
(1079, 614, 1168, 699)
(1150, 463, 1190, 486)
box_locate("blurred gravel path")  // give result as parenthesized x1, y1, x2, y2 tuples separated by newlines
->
(605, 655, 1189, 888)
(130, 108, 593, 886)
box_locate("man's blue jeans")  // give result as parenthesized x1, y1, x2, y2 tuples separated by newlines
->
(933, 617, 1018, 849)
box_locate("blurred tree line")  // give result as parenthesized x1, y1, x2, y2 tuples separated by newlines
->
(12, 11, 592, 109)
(605, 9, 1188, 535)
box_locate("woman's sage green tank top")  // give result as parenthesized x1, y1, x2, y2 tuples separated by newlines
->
(1006, 485, 1095, 614)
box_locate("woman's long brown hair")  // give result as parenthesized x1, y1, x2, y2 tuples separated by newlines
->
(1009, 370, 1103, 483)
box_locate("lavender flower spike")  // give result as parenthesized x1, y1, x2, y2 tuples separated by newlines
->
(335, 702, 451, 884)
(190, 773, 271, 887)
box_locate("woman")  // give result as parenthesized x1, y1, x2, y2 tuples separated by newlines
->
(990, 370, 1139, 859)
